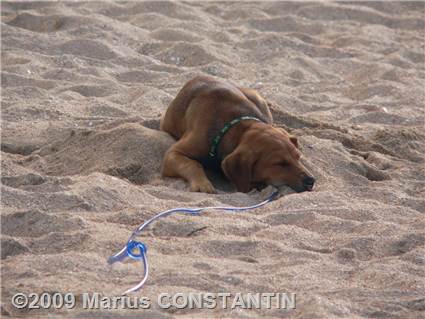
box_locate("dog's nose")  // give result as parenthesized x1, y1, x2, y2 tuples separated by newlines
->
(302, 176, 315, 190)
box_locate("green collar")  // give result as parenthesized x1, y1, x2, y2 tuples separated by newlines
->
(208, 116, 261, 159)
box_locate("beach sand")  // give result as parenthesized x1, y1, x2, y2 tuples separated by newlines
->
(1, 1, 425, 318)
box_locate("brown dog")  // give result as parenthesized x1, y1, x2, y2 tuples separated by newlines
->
(160, 76, 315, 193)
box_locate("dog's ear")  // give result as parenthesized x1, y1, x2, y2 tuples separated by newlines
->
(276, 127, 299, 149)
(221, 147, 256, 193)
(289, 135, 299, 148)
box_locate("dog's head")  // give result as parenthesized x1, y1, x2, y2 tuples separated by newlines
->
(221, 124, 315, 193)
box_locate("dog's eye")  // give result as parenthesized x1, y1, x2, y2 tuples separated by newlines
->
(280, 161, 289, 167)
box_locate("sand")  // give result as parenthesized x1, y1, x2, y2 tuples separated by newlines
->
(1, 1, 425, 318)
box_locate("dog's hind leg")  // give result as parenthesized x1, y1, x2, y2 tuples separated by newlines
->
(239, 87, 273, 124)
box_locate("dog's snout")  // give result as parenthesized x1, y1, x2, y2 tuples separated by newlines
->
(303, 176, 315, 185)
(302, 176, 315, 191)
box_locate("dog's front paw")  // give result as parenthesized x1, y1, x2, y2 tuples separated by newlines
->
(190, 180, 216, 194)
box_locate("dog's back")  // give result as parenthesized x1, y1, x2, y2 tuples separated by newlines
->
(160, 76, 271, 140)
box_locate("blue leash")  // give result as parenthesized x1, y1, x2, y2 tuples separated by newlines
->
(108, 190, 279, 294)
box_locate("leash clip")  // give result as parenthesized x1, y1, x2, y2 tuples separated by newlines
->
(126, 240, 147, 260)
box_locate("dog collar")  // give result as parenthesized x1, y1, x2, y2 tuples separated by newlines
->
(208, 116, 261, 159)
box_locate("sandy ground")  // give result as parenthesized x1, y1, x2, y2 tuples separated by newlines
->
(1, 1, 425, 318)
